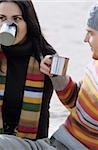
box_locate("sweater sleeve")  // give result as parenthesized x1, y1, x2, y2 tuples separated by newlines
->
(50, 75, 81, 110)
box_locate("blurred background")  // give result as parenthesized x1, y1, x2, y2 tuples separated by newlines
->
(33, 0, 97, 137)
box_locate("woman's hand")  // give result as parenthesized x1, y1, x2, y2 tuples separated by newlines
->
(40, 55, 53, 76)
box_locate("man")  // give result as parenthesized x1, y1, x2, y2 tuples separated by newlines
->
(40, 2, 98, 149)
(0, 2, 98, 150)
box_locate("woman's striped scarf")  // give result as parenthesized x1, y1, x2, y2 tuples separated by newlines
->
(0, 55, 45, 140)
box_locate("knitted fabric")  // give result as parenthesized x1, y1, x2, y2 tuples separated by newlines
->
(56, 60, 98, 149)
(0, 52, 45, 139)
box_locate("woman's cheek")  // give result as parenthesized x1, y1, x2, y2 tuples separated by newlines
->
(13, 24, 27, 44)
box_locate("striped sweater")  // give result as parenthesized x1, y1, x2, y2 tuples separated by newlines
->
(56, 60, 98, 149)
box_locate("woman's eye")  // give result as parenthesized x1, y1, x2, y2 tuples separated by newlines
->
(0, 16, 6, 22)
(13, 17, 22, 22)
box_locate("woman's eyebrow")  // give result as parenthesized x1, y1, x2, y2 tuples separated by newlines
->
(12, 15, 22, 17)
(0, 14, 6, 17)
(0, 14, 22, 17)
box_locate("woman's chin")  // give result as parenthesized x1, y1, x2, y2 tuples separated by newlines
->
(13, 36, 27, 45)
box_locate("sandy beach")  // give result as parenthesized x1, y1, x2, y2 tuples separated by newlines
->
(33, 0, 97, 137)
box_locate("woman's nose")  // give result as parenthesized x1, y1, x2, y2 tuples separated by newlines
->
(84, 33, 89, 42)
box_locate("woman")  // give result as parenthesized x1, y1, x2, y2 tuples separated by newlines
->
(0, 0, 56, 140)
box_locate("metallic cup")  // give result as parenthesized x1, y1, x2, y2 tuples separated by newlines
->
(0, 22, 17, 46)
(50, 55, 69, 76)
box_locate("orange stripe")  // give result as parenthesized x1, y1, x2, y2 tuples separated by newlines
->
(66, 118, 98, 149)
(84, 74, 98, 99)
(16, 132, 36, 139)
(79, 88, 98, 120)
(57, 79, 75, 100)
(74, 125, 98, 146)
(58, 87, 73, 100)
(57, 78, 74, 94)
(0, 84, 5, 90)
(72, 109, 98, 133)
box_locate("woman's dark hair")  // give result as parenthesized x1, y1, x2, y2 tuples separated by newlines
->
(0, 0, 55, 60)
